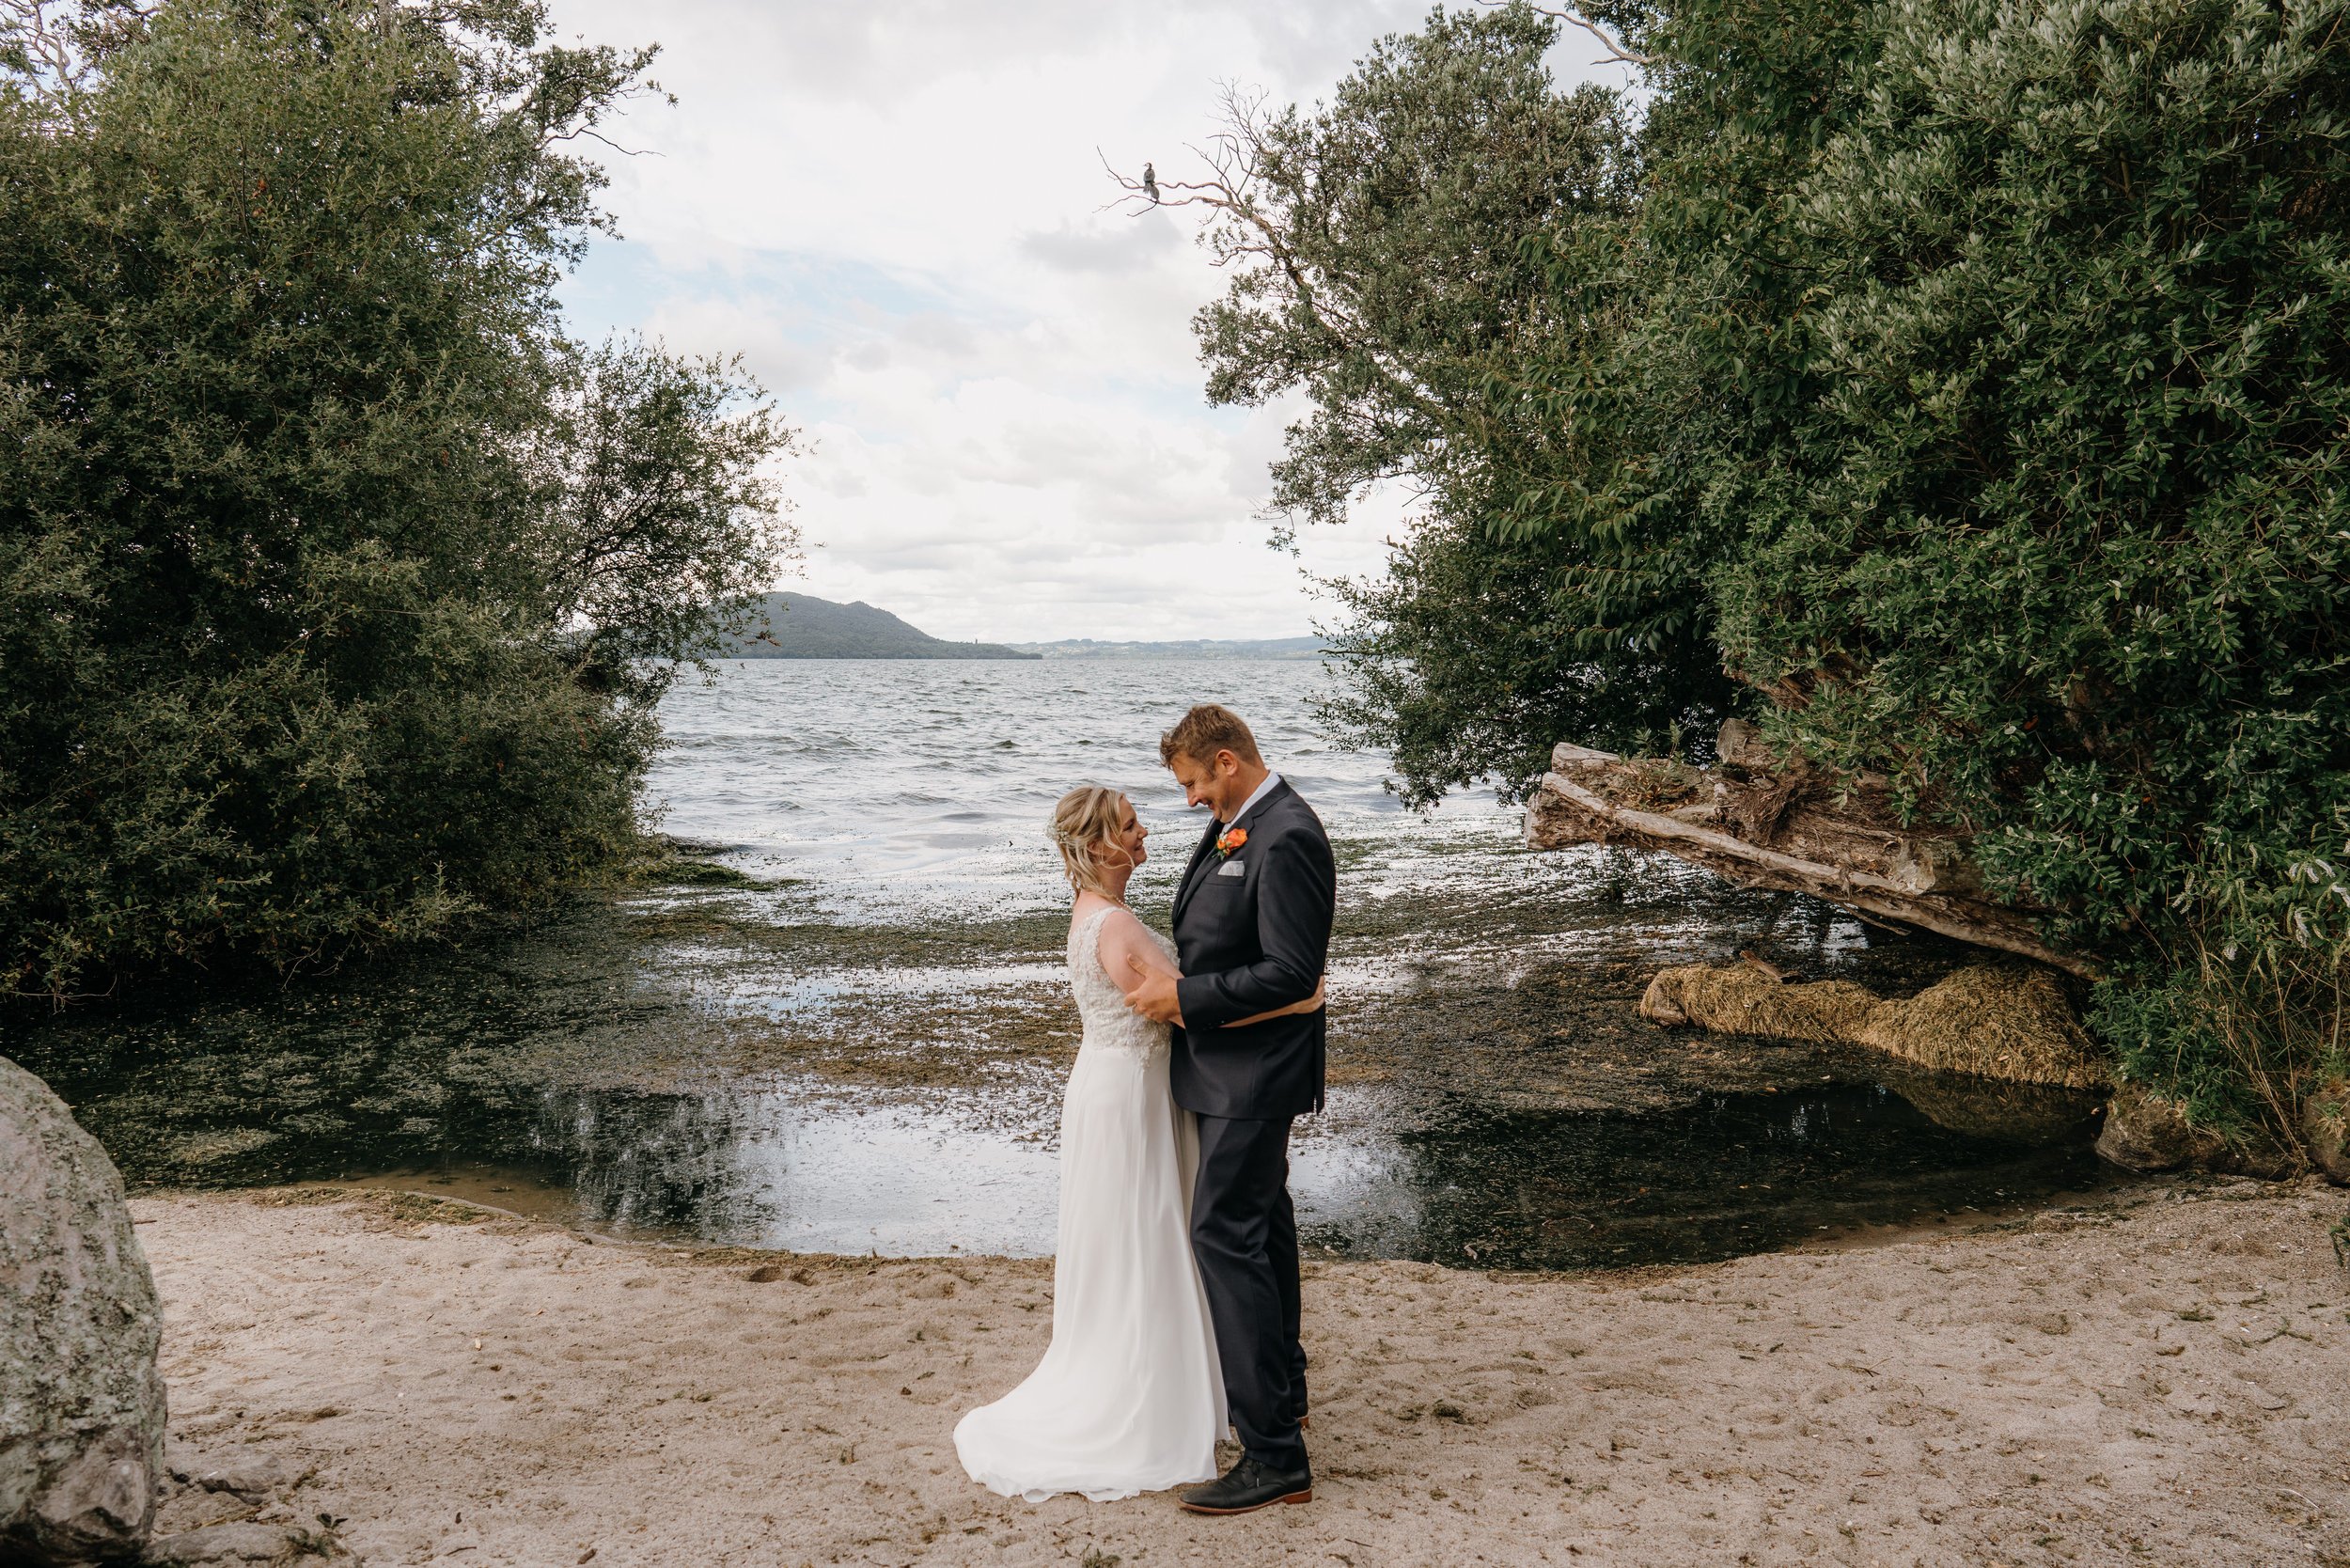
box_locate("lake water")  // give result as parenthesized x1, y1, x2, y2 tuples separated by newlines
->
(13, 659, 2107, 1267)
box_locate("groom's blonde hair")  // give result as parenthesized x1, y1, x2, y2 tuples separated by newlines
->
(1159, 704, 1261, 768)
(1050, 785, 1131, 897)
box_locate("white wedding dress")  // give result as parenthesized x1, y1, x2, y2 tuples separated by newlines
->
(953, 905, 1223, 1501)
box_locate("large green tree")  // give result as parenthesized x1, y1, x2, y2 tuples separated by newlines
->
(1679, 0, 2350, 1133)
(0, 0, 792, 999)
(1186, 0, 2350, 1146)
(1160, 5, 1740, 798)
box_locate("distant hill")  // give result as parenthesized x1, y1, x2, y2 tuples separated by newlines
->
(712, 593, 1040, 660)
(1010, 636, 1328, 661)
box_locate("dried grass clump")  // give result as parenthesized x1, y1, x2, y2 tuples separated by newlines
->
(1641, 963, 2109, 1090)
(1638, 965, 1875, 1043)
(1857, 966, 2107, 1090)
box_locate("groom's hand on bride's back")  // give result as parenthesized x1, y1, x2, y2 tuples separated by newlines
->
(1121, 954, 1184, 1025)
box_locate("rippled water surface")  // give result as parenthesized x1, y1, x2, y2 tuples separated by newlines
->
(15, 659, 2107, 1267)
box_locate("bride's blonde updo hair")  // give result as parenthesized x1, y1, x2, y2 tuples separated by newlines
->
(1050, 785, 1132, 896)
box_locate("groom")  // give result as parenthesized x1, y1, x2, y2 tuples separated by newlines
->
(1123, 704, 1333, 1515)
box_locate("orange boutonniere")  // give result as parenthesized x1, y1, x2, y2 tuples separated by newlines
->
(1216, 826, 1248, 858)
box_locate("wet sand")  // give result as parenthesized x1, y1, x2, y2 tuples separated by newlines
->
(136, 1181, 2350, 1567)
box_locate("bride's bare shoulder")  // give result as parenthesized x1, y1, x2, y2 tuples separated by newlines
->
(1069, 899, 1130, 954)
(1093, 905, 1175, 975)
(1084, 902, 1138, 945)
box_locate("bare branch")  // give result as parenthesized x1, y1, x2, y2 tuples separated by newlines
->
(2, 0, 90, 101)
(1099, 81, 1274, 217)
(1476, 1, 1655, 69)
(1096, 149, 1248, 217)
(4, 0, 161, 107)
(1100, 81, 1461, 430)
(544, 124, 661, 158)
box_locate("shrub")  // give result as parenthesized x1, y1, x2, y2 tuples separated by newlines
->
(0, 0, 792, 998)
(1191, 0, 2349, 1152)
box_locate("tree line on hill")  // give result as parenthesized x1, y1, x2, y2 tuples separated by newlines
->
(702, 592, 1327, 660)
(1171, 0, 2347, 1153)
(712, 593, 1038, 659)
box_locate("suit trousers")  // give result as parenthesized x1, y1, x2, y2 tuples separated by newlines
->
(1190, 1112, 1309, 1472)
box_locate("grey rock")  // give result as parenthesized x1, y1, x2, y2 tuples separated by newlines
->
(2225, 1134, 2303, 1181)
(189, 1455, 303, 1500)
(1547, 740, 1622, 772)
(142, 1520, 309, 1564)
(163, 1437, 199, 1487)
(0, 1055, 167, 1565)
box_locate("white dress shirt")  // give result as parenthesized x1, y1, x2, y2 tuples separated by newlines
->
(1218, 770, 1283, 832)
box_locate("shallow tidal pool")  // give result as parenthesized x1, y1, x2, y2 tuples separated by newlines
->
(11, 659, 2111, 1268)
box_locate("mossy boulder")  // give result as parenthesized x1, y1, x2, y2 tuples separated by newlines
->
(2299, 1078, 2350, 1186)
(2092, 1082, 2231, 1174)
(2091, 1083, 2296, 1177)
(0, 1056, 166, 1565)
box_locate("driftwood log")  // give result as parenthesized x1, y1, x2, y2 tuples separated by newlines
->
(1523, 729, 2092, 977)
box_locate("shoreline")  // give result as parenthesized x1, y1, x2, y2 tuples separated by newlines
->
(136, 1180, 2350, 1567)
(316, 1163, 2126, 1266)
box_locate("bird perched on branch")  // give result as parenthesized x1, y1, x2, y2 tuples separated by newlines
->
(1141, 162, 1159, 204)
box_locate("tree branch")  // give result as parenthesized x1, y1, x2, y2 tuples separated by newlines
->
(1100, 85, 1459, 430)
(0, 0, 149, 102)
(1476, 1, 1655, 69)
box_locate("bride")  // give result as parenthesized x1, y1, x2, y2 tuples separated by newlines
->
(953, 785, 1319, 1502)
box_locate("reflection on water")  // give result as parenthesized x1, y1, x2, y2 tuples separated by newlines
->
(1304, 1085, 2099, 1269)
(12, 888, 2108, 1267)
(373, 1077, 2099, 1268)
(8, 660, 2114, 1269)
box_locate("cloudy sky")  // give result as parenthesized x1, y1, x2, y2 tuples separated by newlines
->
(543, 1, 1631, 642)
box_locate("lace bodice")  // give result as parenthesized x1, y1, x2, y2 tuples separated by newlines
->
(1068, 905, 1176, 1058)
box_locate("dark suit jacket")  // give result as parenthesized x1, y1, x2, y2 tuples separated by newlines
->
(1169, 778, 1336, 1121)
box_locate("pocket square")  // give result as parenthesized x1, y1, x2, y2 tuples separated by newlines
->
(1216, 859, 1246, 877)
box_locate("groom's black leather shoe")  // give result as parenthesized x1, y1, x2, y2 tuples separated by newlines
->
(1178, 1456, 1313, 1514)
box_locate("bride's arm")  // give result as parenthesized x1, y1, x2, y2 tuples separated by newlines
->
(1110, 912, 1323, 1028)
(1226, 977, 1324, 1027)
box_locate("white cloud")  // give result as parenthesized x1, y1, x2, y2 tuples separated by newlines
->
(544, 0, 1632, 640)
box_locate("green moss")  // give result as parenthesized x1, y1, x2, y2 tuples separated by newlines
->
(659, 860, 774, 888)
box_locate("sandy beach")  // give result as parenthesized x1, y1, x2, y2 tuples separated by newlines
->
(136, 1181, 2350, 1568)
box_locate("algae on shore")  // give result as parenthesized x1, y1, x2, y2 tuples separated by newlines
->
(14, 849, 2110, 1267)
